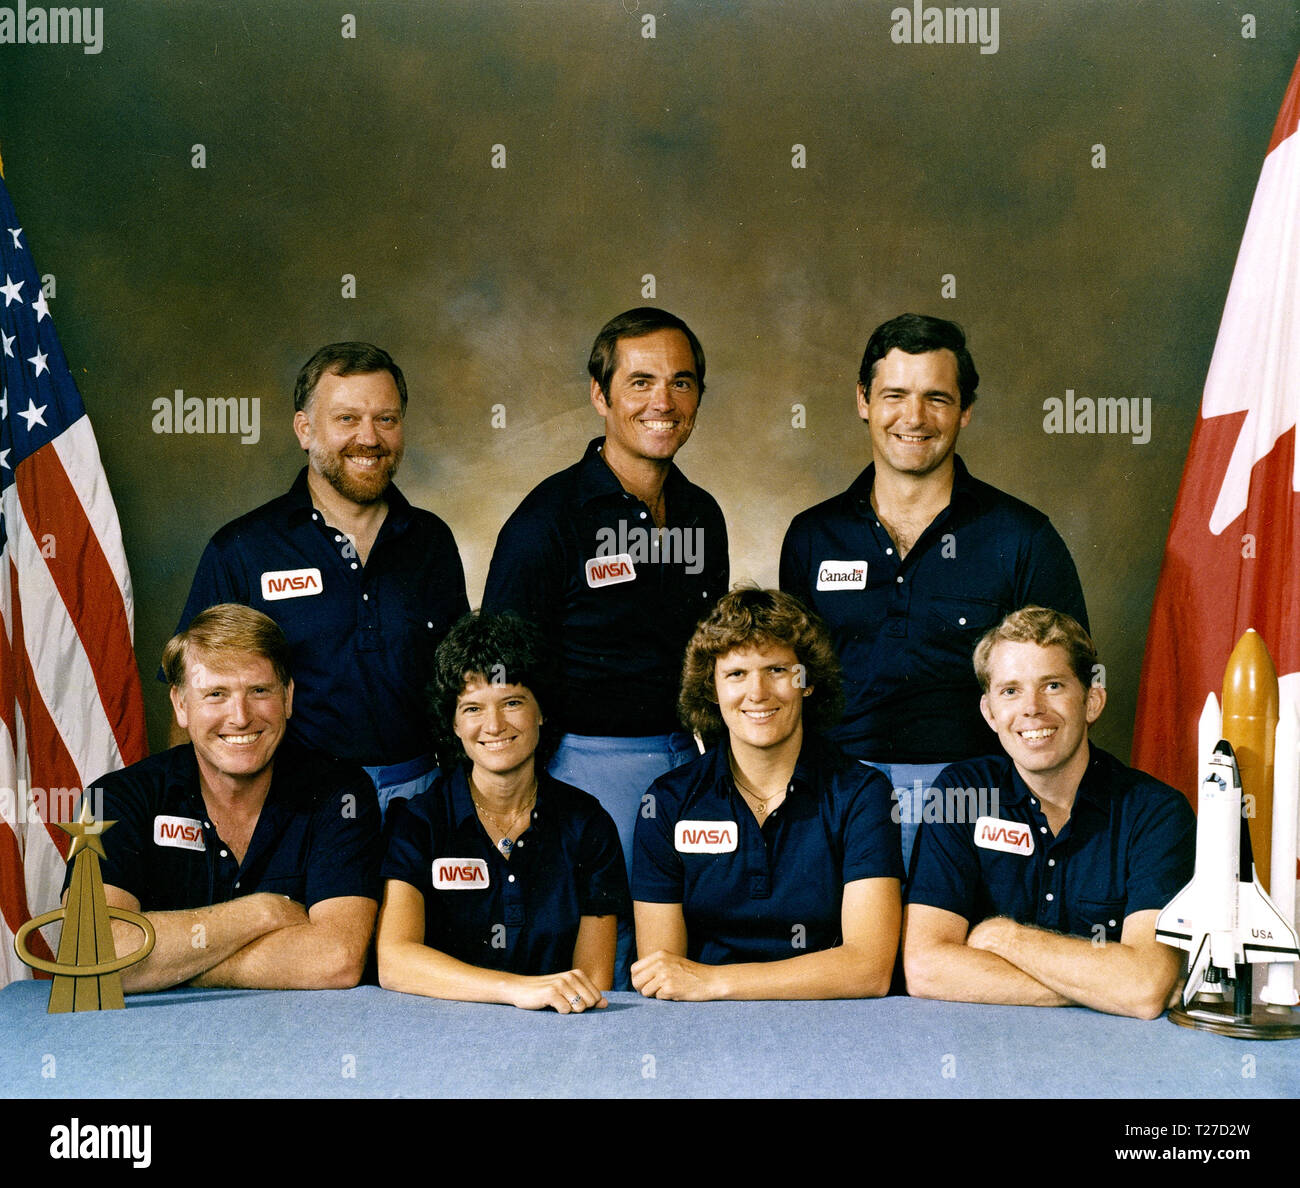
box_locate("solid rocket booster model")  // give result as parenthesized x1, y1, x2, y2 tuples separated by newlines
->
(1219, 629, 1278, 894)
(1156, 737, 1300, 1011)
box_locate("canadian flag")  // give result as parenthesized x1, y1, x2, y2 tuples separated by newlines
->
(1134, 53, 1300, 805)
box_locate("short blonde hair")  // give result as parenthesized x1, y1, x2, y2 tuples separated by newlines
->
(161, 603, 292, 690)
(972, 605, 1097, 692)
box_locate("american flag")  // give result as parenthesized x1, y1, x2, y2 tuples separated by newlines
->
(0, 155, 148, 987)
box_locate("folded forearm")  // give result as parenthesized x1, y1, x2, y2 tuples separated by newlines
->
(906, 940, 1071, 1006)
(191, 920, 364, 990)
(976, 923, 1173, 1019)
(117, 898, 290, 993)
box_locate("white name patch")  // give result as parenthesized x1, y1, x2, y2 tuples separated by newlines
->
(674, 820, 738, 853)
(432, 858, 490, 889)
(973, 816, 1034, 856)
(153, 815, 205, 851)
(585, 553, 637, 588)
(816, 560, 867, 590)
(260, 567, 323, 600)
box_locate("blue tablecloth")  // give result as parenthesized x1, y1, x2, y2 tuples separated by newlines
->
(2, 981, 1295, 1098)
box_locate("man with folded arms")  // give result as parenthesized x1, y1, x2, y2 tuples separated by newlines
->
(902, 606, 1193, 1018)
(73, 603, 381, 992)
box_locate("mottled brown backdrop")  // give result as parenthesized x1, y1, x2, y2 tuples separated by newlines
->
(1, 0, 1296, 769)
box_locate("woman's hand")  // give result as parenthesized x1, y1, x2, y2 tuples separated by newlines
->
(510, 967, 608, 1012)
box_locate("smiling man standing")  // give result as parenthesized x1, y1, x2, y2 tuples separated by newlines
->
(901, 607, 1194, 1018)
(780, 314, 1088, 868)
(482, 308, 729, 986)
(172, 343, 469, 812)
(76, 604, 381, 992)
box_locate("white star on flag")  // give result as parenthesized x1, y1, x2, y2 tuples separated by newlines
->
(18, 399, 47, 430)
(32, 290, 49, 323)
(6, 227, 19, 249)
(27, 347, 48, 378)
(0, 274, 22, 306)
(0, 328, 11, 357)
(0, 449, 10, 469)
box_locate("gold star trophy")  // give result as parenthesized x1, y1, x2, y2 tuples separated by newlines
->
(13, 801, 155, 1012)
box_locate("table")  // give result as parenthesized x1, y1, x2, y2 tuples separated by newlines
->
(2, 981, 1295, 1099)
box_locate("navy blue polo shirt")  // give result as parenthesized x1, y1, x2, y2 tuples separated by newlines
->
(632, 734, 903, 964)
(381, 767, 630, 976)
(906, 746, 1195, 940)
(173, 468, 469, 767)
(779, 456, 1087, 764)
(68, 742, 383, 911)
(481, 437, 728, 737)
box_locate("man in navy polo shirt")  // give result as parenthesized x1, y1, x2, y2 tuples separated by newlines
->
(780, 314, 1087, 870)
(171, 342, 469, 812)
(75, 604, 382, 993)
(902, 607, 1194, 1018)
(481, 307, 728, 986)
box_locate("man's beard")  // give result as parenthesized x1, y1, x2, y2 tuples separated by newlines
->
(311, 444, 401, 505)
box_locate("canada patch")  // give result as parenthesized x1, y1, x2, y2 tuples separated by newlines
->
(815, 560, 867, 590)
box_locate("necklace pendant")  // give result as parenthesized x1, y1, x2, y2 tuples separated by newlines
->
(498, 836, 513, 855)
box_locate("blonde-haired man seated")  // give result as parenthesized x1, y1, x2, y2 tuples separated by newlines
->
(902, 606, 1194, 1019)
(65, 603, 381, 992)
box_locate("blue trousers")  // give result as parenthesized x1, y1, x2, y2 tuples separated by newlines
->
(549, 731, 699, 990)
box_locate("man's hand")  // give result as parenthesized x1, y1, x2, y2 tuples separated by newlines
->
(631, 950, 720, 1001)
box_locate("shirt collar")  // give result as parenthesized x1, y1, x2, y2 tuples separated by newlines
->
(447, 764, 553, 834)
(284, 465, 414, 532)
(1003, 742, 1109, 816)
(575, 436, 694, 514)
(848, 453, 982, 515)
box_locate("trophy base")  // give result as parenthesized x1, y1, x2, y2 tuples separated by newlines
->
(1168, 998, 1300, 1039)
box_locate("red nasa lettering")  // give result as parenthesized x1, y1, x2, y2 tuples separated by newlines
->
(589, 561, 631, 581)
(437, 863, 486, 883)
(978, 823, 1029, 848)
(266, 574, 320, 594)
(159, 821, 202, 844)
(680, 827, 734, 846)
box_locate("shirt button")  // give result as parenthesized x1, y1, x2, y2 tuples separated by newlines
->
(363, 594, 369, 601)
(639, 511, 647, 520)
(885, 548, 893, 556)
(219, 849, 229, 858)
(350, 562, 358, 570)
(311, 513, 319, 521)
(1045, 893, 1054, 902)
(895, 576, 903, 584)
(958, 617, 967, 626)
(516, 839, 524, 847)
(508, 874, 516, 883)
(334, 534, 343, 542)
(1108, 919, 1117, 927)
(234, 881, 241, 889)
(426, 621, 433, 628)
(1047, 858, 1055, 867)
(1039, 826, 1047, 834)
(204, 821, 211, 828)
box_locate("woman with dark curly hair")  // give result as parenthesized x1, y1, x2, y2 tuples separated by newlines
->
(631, 587, 902, 1000)
(376, 612, 628, 1012)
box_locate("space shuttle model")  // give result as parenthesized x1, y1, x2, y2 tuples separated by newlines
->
(1155, 630, 1300, 1035)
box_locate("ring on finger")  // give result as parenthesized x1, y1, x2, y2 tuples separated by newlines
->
(570, 995, 583, 1009)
